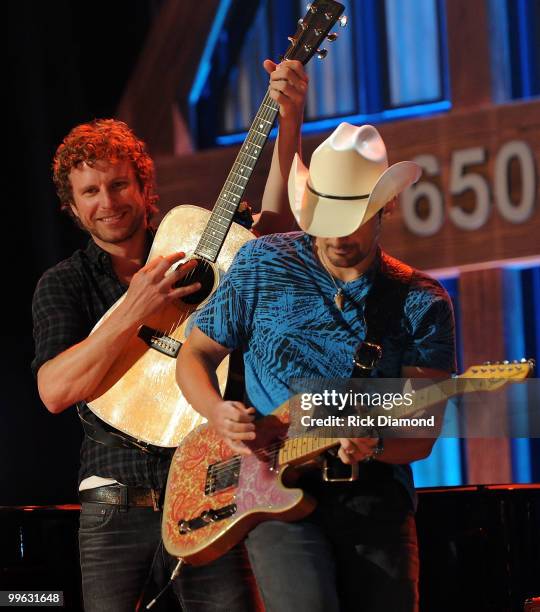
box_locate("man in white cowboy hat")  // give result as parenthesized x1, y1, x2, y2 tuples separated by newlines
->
(177, 122, 456, 611)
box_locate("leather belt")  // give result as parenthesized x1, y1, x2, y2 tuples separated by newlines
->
(79, 485, 161, 511)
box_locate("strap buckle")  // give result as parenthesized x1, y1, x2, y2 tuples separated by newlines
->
(321, 456, 359, 482)
(353, 341, 382, 372)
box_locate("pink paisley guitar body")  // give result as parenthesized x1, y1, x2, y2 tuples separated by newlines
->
(162, 404, 317, 565)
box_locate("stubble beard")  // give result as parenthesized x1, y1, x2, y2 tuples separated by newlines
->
(89, 208, 146, 245)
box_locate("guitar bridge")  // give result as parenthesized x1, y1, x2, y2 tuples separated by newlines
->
(138, 326, 182, 358)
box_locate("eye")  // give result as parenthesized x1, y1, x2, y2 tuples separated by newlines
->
(112, 180, 129, 190)
(83, 187, 98, 196)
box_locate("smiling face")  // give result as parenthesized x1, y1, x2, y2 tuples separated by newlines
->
(68, 159, 147, 249)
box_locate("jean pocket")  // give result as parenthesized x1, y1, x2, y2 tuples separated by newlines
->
(79, 502, 117, 532)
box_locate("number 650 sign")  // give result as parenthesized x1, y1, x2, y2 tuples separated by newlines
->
(401, 140, 537, 236)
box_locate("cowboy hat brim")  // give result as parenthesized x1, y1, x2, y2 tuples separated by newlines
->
(288, 154, 421, 238)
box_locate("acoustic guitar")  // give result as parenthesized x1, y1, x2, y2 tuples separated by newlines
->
(162, 360, 535, 565)
(85, 0, 346, 447)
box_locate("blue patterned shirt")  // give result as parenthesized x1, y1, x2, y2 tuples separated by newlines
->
(196, 232, 455, 415)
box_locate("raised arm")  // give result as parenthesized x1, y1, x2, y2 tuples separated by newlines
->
(252, 59, 308, 235)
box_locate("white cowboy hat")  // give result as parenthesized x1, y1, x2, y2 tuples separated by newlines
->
(288, 122, 422, 237)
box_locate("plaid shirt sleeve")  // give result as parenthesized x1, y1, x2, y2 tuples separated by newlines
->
(31, 264, 90, 376)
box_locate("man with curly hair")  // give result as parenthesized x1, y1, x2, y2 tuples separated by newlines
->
(32, 59, 308, 611)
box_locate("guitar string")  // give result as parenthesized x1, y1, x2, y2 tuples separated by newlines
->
(207, 436, 336, 480)
(164, 92, 279, 338)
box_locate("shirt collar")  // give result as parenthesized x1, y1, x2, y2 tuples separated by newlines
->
(84, 227, 155, 279)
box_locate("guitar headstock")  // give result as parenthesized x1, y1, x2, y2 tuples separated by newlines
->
(283, 1, 346, 65)
(460, 359, 535, 389)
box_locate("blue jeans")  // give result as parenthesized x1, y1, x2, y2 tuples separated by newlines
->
(79, 502, 174, 611)
(79, 502, 256, 611)
(244, 480, 419, 612)
(246, 480, 418, 612)
(175, 478, 419, 612)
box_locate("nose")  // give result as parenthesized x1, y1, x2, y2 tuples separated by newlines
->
(99, 187, 116, 208)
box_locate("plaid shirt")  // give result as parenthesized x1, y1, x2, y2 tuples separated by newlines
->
(32, 230, 172, 489)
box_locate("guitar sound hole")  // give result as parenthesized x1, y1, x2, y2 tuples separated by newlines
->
(176, 258, 216, 305)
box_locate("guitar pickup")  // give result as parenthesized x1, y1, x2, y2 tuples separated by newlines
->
(137, 325, 182, 358)
(205, 458, 241, 495)
(178, 504, 237, 534)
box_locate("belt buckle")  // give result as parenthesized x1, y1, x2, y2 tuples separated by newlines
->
(322, 457, 359, 482)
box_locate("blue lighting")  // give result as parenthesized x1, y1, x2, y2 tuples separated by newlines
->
(517, 0, 532, 97)
(216, 100, 451, 146)
(189, 0, 233, 108)
(504, 268, 532, 482)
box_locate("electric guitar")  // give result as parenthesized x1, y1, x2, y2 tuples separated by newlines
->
(162, 360, 535, 565)
(85, 0, 346, 447)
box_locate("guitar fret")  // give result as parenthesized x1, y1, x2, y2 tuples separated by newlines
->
(237, 156, 256, 169)
(223, 182, 243, 196)
(218, 194, 240, 206)
(241, 148, 258, 159)
(236, 160, 254, 171)
(218, 195, 238, 207)
(230, 171, 248, 182)
(208, 217, 229, 230)
(203, 227, 225, 241)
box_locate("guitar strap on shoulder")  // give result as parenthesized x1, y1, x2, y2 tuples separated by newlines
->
(352, 253, 413, 378)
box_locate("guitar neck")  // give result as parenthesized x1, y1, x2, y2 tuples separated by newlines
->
(275, 372, 518, 467)
(194, 93, 279, 262)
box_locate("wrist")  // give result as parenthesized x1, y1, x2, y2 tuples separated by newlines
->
(363, 436, 384, 462)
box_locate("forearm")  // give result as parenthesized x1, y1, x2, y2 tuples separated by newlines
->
(376, 437, 434, 464)
(176, 345, 225, 420)
(254, 56, 307, 235)
(37, 301, 142, 414)
(254, 119, 302, 235)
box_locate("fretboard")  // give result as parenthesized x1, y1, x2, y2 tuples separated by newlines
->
(194, 93, 280, 262)
(275, 374, 503, 467)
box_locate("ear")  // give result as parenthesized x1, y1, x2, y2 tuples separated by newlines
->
(70, 202, 80, 219)
(383, 197, 397, 216)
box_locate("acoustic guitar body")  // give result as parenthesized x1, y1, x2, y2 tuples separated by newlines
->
(86, 205, 254, 447)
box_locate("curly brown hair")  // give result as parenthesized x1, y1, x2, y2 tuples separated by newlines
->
(53, 118, 159, 223)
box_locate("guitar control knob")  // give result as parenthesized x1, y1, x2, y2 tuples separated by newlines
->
(327, 32, 339, 42)
(339, 15, 348, 27)
(317, 48, 328, 59)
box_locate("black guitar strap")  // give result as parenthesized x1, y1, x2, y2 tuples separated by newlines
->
(352, 253, 413, 378)
(77, 403, 173, 456)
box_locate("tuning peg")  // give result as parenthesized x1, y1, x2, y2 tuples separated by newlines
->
(339, 15, 348, 27)
(288, 36, 295, 43)
(298, 18, 307, 30)
(317, 48, 328, 59)
(327, 32, 339, 42)
(307, 3, 317, 13)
